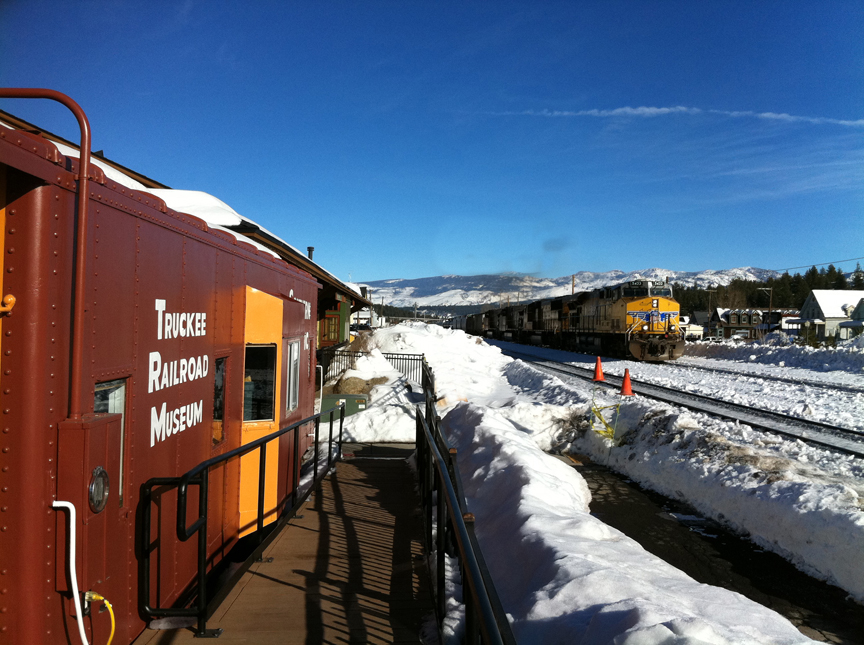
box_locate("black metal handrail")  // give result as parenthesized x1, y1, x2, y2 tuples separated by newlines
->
(139, 404, 346, 637)
(319, 347, 425, 383)
(416, 356, 516, 644)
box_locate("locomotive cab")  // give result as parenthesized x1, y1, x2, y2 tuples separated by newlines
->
(619, 281, 685, 361)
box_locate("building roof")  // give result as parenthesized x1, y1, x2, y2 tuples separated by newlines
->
(807, 290, 864, 319)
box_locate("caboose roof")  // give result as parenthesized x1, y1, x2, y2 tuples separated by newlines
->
(0, 109, 370, 310)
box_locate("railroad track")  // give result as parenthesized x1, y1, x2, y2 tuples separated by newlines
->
(503, 349, 864, 458)
(664, 359, 864, 395)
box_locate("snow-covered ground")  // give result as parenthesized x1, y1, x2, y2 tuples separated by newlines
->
(493, 335, 864, 432)
(337, 323, 864, 644)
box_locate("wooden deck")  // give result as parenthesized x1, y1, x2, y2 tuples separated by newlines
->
(135, 456, 433, 644)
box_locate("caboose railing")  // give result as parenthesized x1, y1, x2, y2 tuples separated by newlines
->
(139, 404, 346, 638)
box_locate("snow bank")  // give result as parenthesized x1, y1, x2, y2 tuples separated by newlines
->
(341, 323, 864, 642)
(371, 322, 517, 409)
(443, 402, 811, 645)
(685, 337, 864, 373)
(336, 350, 422, 442)
(577, 401, 864, 602)
(509, 360, 864, 602)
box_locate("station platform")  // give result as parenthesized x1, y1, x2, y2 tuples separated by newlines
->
(135, 448, 433, 644)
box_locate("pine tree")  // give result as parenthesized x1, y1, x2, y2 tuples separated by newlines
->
(833, 272, 848, 290)
(852, 263, 864, 290)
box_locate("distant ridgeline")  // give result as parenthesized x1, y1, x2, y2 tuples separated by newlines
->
(360, 264, 864, 316)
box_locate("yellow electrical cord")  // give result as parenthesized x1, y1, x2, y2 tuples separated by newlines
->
(84, 592, 115, 645)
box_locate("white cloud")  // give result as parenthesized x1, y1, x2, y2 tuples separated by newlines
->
(494, 105, 864, 128)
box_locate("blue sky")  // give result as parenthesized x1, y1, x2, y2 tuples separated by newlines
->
(1, 1, 862, 282)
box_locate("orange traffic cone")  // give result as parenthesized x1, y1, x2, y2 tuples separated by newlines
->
(592, 356, 605, 382)
(620, 369, 634, 396)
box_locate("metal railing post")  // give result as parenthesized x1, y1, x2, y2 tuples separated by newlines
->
(327, 412, 335, 471)
(194, 470, 221, 637)
(314, 418, 321, 482)
(257, 444, 267, 536)
(338, 405, 345, 456)
(292, 425, 301, 507)
(435, 468, 446, 626)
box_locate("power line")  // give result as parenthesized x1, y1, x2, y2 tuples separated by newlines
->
(775, 256, 864, 272)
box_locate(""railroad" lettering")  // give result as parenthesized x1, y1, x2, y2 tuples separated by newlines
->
(148, 351, 209, 393)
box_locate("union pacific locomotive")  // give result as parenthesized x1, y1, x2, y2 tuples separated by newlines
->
(464, 280, 685, 361)
(0, 90, 339, 644)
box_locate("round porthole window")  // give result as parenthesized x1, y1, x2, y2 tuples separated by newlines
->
(88, 466, 110, 513)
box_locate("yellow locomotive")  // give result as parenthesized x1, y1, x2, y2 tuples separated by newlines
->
(562, 280, 685, 360)
(466, 279, 685, 361)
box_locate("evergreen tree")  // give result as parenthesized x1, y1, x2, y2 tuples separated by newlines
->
(804, 266, 821, 291)
(852, 263, 864, 290)
(833, 272, 848, 290)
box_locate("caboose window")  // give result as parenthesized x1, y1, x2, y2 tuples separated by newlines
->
(243, 345, 276, 421)
(285, 340, 300, 414)
(212, 357, 227, 445)
(94, 378, 126, 506)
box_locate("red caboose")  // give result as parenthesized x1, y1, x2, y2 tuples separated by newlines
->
(0, 91, 322, 644)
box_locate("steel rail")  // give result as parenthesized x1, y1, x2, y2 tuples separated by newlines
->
(506, 350, 864, 458)
(661, 359, 864, 395)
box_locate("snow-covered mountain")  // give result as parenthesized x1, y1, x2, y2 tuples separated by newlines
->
(360, 267, 779, 309)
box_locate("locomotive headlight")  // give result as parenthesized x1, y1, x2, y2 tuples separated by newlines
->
(642, 324, 648, 331)
(88, 466, 110, 513)
(670, 325, 676, 331)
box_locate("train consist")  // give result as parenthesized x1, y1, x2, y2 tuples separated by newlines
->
(0, 91, 333, 644)
(462, 280, 686, 361)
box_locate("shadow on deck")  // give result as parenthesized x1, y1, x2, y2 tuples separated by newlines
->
(135, 453, 433, 644)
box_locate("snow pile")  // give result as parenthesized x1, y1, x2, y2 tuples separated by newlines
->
(443, 403, 812, 645)
(336, 350, 421, 442)
(685, 337, 864, 373)
(371, 322, 517, 409)
(339, 323, 864, 643)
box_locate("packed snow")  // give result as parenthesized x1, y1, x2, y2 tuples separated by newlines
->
(335, 323, 864, 644)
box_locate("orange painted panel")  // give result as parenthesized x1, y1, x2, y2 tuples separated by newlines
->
(239, 286, 283, 537)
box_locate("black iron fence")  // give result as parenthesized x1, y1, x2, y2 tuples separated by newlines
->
(416, 358, 516, 644)
(319, 347, 425, 384)
(139, 405, 346, 637)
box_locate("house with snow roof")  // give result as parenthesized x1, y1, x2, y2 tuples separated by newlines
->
(791, 290, 864, 341)
(838, 297, 864, 337)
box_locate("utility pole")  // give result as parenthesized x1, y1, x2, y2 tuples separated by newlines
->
(757, 287, 773, 338)
(572, 274, 575, 295)
(706, 289, 717, 337)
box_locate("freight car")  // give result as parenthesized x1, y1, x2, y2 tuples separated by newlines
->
(468, 280, 685, 361)
(0, 90, 324, 644)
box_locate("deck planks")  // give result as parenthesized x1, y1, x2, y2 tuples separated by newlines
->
(134, 458, 433, 644)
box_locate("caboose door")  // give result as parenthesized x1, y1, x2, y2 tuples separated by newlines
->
(237, 286, 284, 536)
(57, 403, 134, 644)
